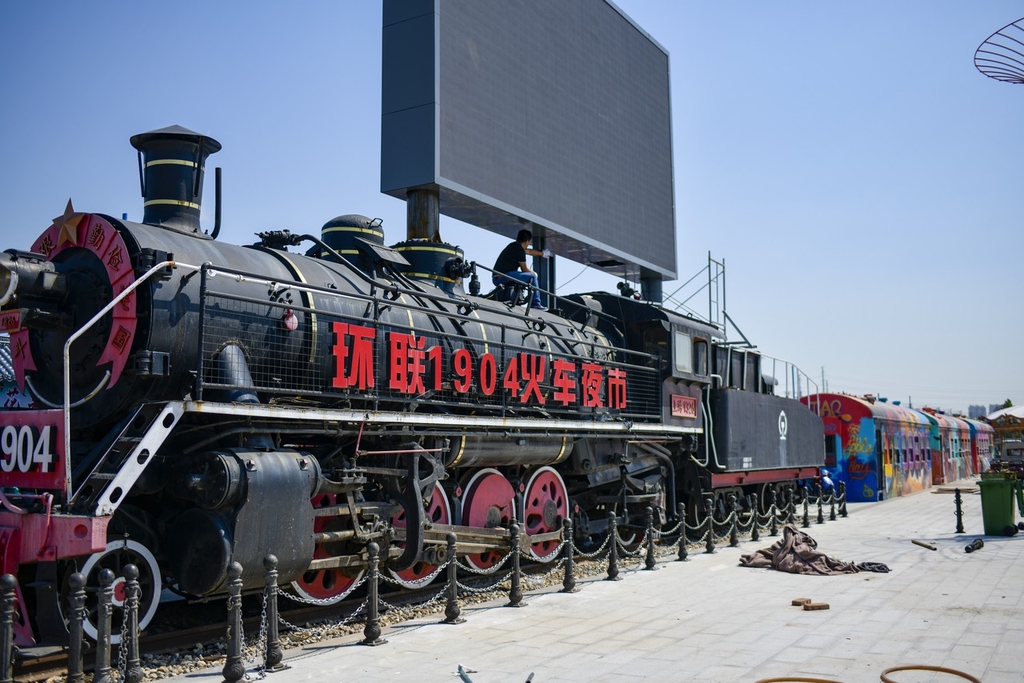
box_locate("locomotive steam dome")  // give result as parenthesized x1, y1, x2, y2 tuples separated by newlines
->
(129, 125, 221, 234)
(319, 213, 384, 271)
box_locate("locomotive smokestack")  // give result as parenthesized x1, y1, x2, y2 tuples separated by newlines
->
(130, 125, 222, 234)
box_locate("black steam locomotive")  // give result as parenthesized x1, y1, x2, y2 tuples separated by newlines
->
(0, 126, 823, 646)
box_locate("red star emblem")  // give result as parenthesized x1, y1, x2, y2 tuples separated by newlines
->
(51, 198, 85, 247)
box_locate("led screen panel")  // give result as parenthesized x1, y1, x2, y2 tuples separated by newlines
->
(382, 0, 675, 280)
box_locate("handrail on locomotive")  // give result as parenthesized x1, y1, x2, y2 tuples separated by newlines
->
(58, 260, 200, 501)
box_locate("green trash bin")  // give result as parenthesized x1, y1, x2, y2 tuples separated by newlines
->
(978, 473, 1021, 536)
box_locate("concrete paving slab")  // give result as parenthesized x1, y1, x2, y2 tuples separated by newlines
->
(166, 482, 1021, 683)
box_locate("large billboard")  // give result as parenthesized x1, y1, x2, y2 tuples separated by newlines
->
(382, 0, 676, 282)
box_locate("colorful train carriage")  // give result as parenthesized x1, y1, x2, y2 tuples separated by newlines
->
(964, 418, 996, 474)
(920, 409, 973, 484)
(802, 393, 931, 502)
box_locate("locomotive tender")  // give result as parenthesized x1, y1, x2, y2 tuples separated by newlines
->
(0, 126, 824, 646)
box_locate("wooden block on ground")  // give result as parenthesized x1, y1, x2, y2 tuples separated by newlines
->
(791, 598, 812, 606)
(803, 602, 830, 611)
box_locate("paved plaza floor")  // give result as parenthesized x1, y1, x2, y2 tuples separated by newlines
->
(170, 481, 1022, 682)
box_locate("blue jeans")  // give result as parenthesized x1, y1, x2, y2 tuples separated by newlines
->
(493, 271, 542, 307)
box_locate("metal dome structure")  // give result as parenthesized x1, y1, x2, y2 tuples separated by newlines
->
(974, 17, 1024, 84)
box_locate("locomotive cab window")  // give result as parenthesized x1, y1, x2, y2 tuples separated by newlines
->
(673, 330, 692, 375)
(692, 338, 708, 376)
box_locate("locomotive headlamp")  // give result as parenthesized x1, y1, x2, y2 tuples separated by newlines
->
(0, 251, 68, 306)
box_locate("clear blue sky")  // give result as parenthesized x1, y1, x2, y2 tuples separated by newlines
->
(2, 1, 1021, 414)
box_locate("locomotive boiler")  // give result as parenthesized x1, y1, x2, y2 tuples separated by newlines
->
(0, 126, 823, 646)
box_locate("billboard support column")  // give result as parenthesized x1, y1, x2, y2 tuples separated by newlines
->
(407, 188, 440, 241)
(641, 267, 663, 303)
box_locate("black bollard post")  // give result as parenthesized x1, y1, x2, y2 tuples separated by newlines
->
(222, 562, 246, 683)
(507, 524, 524, 606)
(749, 493, 760, 543)
(644, 506, 658, 570)
(0, 574, 17, 683)
(606, 512, 621, 581)
(801, 486, 811, 528)
(66, 572, 86, 683)
(829, 487, 837, 521)
(964, 538, 984, 553)
(362, 542, 386, 645)
(954, 488, 965, 534)
(704, 497, 716, 554)
(263, 555, 282, 669)
(769, 486, 779, 537)
(93, 569, 115, 683)
(816, 482, 825, 524)
(838, 481, 848, 518)
(676, 502, 689, 562)
(561, 519, 577, 593)
(442, 533, 465, 624)
(122, 564, 143, 683)
(728, 493, 740, 547)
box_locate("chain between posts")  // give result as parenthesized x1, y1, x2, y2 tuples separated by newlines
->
(19, 480, 852, 683)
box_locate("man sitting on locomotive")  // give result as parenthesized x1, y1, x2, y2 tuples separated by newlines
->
(492, 229, 550, 310)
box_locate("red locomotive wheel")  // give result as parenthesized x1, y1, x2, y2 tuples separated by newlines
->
(460, 468, 515, 573)
(389, 483, 452, 589)
(290, 493, 364, 604)
(523, 466, 568, 561)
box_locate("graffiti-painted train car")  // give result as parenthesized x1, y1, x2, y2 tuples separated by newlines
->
(920, 409, 974, 485)
(964, 418, 996, 474)
(802, 393, 931, 502)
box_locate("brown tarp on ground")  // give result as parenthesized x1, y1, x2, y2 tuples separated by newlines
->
(739, 524, 862, 575)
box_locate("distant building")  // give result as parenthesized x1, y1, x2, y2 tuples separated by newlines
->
(990, 404, 1004, 415)
(969, 405, 988, 419)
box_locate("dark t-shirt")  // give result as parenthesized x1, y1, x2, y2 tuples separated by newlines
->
(493, 241, 527, 275)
